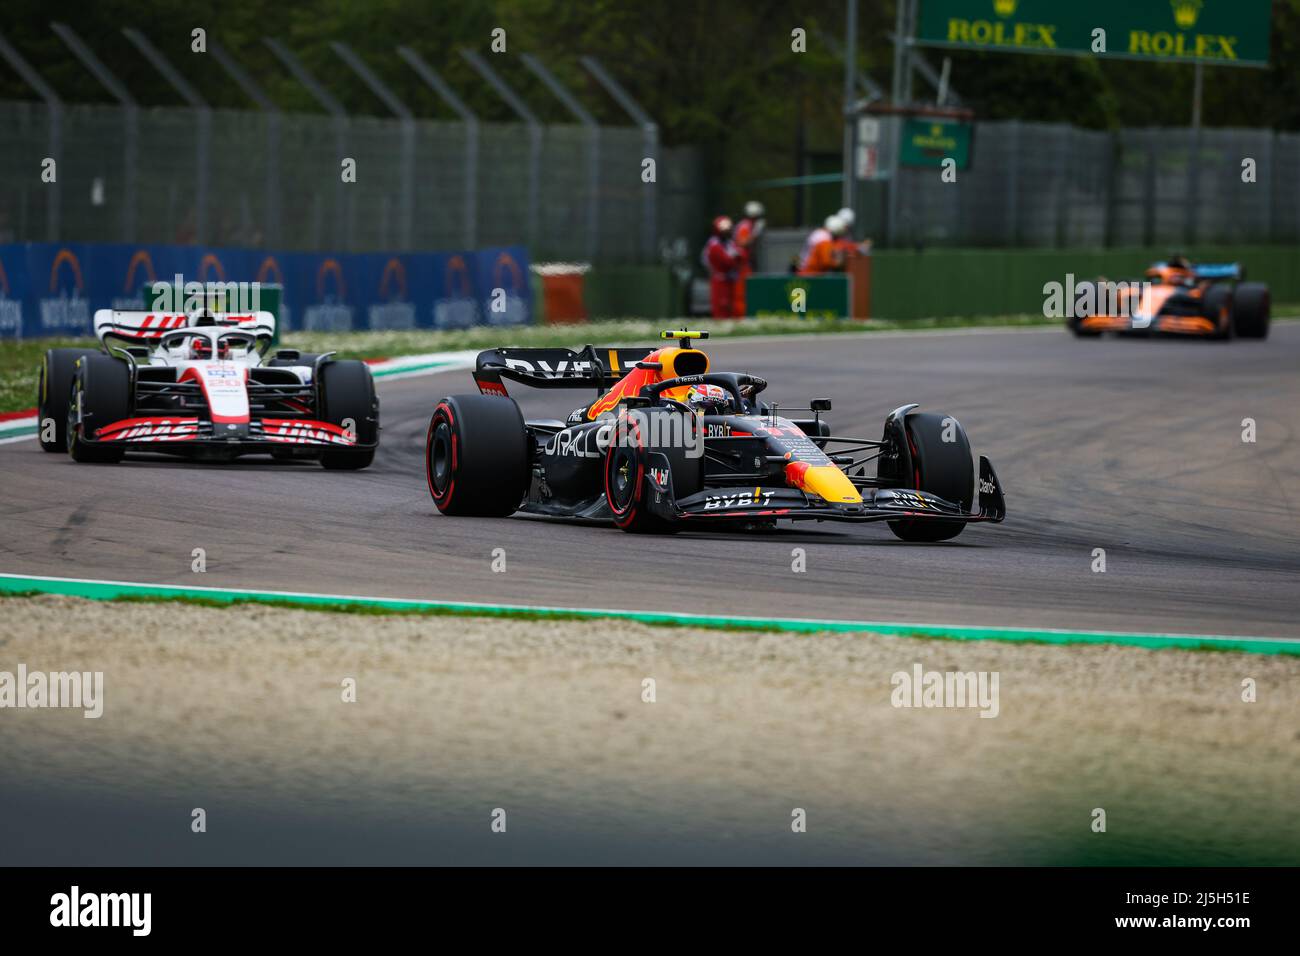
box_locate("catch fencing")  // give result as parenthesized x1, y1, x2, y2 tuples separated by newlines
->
(889, 120, 1300, 248)
(0, 100, 704, 264)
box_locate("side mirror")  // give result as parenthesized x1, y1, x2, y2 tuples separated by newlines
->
(810, 398, 832, 412)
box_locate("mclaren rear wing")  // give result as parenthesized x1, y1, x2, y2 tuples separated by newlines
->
(1192, 262, 1245, 281)
(473, 345, 655, 397)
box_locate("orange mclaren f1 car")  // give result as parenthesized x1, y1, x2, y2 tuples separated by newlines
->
(1068, 257, 1269, 340)
(424, 330, 1005, 542)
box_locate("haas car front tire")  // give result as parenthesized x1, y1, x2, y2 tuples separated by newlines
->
(67, 354, 130, 464)
(318, 359, 379, 470)
(38, 347, 99, 452)
(426, 394, 530, 517)
(888, 410, 973, 543)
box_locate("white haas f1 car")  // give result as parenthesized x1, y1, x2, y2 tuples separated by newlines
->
(38, 309, 378, 467)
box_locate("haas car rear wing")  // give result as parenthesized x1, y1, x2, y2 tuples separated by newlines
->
(474, 345, 655, 397)
(93, 309, 276, 344)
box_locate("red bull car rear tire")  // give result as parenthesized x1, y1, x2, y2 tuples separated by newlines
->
(426, 394, 530, 517)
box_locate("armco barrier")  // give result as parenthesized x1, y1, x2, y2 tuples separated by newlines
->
(0, 242, 533, 339)
(869, 246, 1300, 320)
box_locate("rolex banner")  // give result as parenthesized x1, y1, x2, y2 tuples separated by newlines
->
(915, 0, 1271, 67)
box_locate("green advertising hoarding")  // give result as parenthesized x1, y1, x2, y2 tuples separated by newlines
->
(916, 0, 1271, 67)
(899, 118, 972, 168)
(746, 275, 851, 319)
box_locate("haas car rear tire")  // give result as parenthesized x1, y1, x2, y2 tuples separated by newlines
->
(426, 394, 530, 517)
(888, 411, 973, 543)
(604, 407, 702, 534)
(38, 347, 99, 452)
(67, 354, 130, 464)
(318, 360, 379, 470)
(1231, 282, 1270, 339)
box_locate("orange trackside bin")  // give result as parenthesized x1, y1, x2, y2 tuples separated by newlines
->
(536, 264, 589, 324)
(848, 249, 872, 320)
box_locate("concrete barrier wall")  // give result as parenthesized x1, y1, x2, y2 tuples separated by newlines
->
(576, 246, 1300, 322)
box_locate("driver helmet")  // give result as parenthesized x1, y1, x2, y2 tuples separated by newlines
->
(189, 335, 229, 360)
(686, 382, 730, 414)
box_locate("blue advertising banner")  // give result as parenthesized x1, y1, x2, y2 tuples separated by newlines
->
(0, 242, 533, 339)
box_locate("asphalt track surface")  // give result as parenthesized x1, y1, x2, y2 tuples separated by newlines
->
(2, 324, 1298, 638)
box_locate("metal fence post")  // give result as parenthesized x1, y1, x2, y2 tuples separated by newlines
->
(521, 53, 599, 262)
(51, 22, 137, 243)
(1143, 133, 1157, 247)
(397, 47, 478, 249)
(1102, 130, 1118, 248)
(122, 28, 210, 246)
(580, 56, 658, 261)
(1055, 126, 1070, 247)
(461, 49, 541, 254)
(265, 38, 349, 250)
(1264, 132, 1276, 242)
(331, 42, 414, 250)
(1005, 121, 1020, 245)
(210, 39, 281, 247)
(0, 31, 61, 241)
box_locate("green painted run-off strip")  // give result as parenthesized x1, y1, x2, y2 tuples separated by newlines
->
(2, 573, 1297, 656)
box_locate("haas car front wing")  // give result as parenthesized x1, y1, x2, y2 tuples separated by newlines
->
(88, 362, 368, 454)
(638, 451, 1007, 527)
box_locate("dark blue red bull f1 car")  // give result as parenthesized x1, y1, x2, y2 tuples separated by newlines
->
(425, 330, 1005, 542)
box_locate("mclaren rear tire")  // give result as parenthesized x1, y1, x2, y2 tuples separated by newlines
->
(1202, 284, 1234, 340)
(1232, 282, 1270, 339)
(888, 411, 973, 543)
(1068, 280, 1102, 337)
(318, 359, 379, 470)
(426, 394, 529, 517)
(67, 354, 130, 464)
